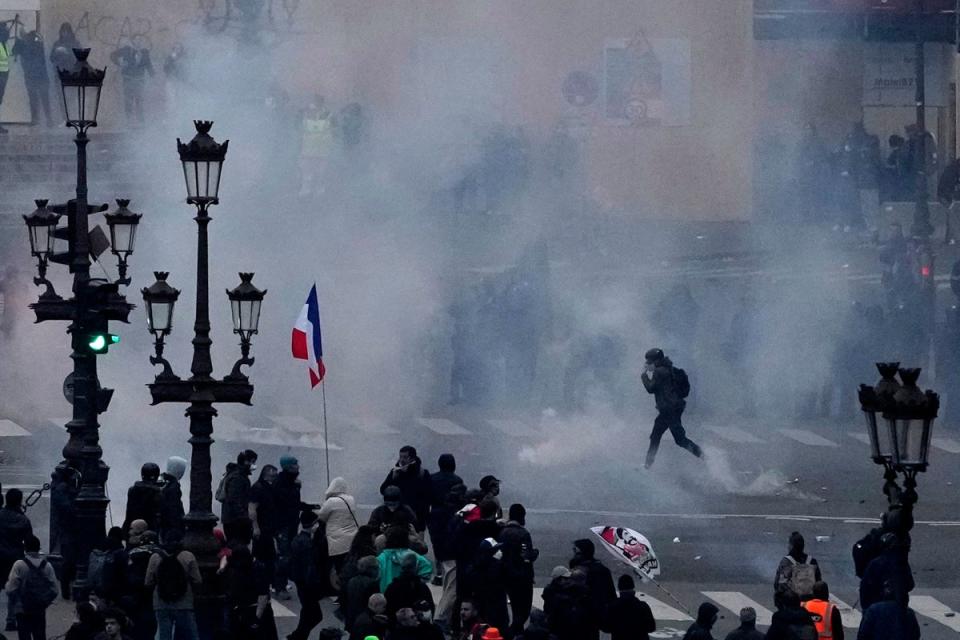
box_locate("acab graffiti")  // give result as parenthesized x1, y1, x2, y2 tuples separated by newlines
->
(71, 0, 303, 51)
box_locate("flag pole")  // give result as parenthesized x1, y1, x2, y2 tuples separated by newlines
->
(321, 379, 331, 487)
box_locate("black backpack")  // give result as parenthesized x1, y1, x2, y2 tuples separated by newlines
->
(19, 559, 57, 612)
(672, 367, 691, 399)
(155, 550, 189, 603)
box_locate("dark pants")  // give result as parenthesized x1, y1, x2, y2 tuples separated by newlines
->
(0, 72, 8, 104)
(274, 530, 293, 592)
(122, 78, 145, 124)
(224, 519, 253, 547)
(289, 584, 323, 640)
(0, 558, 16, 628)
(25, 80, 52, 126)
(252, 533, 277, 589)
(506, 582, 533, 638)
(15, 612, 44, 640)
(645, 409, 702, 467)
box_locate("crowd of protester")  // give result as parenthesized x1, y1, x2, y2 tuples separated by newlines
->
(0, 442, 919, 640)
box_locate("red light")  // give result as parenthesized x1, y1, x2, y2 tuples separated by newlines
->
(921, 266, 931, 277)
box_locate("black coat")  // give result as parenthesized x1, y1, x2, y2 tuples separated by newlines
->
(0, 508, 32, 563)
(859, 549, 914, 610)
(349, 610, 387, 640)
(379, 459, 432, 530)
(158, 474, 184, 540)
(384, 574, 434, 618)
(429, 470, 463, 508)
(123, 480, 161, 532)
(274, 471, 313, 538)
(602, 593, 656, 640)
(764, 605, 816, 640)
(857, 601, 920, 640)
(368, 504, 418, 534)
(640, 357, 685, 412)
(569, 557, 616, 625)
(344, 573, 380, 630)
(498, 521, 537, 584)
(542, 576, 593, 640)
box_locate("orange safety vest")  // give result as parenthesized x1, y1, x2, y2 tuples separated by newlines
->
(803, 599, 836, 639)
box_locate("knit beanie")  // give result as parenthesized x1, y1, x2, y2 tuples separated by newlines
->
(279, 454, 298, 471)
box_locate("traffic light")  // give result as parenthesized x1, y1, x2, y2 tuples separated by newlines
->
(86, 332, 120, 353)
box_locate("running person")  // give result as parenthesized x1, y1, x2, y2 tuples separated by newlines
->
(640, 348, 703, 468)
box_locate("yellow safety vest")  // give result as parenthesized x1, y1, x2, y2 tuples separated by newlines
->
(0, 43, 9, 73)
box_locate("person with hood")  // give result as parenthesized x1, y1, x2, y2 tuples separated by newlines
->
(318, 476, 359, 570)
(431, 483, 466, 628)
(377, 526, 432, 592)
(159, 457, 186, 545)
(144, 529, 202, 640)
(5, 534, 57, 640)
(350, 593, 389, 640)
(429, 455, 463, 583)
(49, 22, 80, 71)
(273, 455, 317, 600)
(287, 511, 328, 640)
(641, 348, 702, 468)
(12, 30, 53, 127)
(385, 551, 435, 620)
(249, 464, 280, 594)
(368, 486, 418, 534)
(343, 555, 379, 631)
(222, 451, 255, 547)
(380, 446, 433, 532)
(765, 592, 816, 640)
(602, 574, 655, 640)
(516, 608, 553, 640)
(498, 503, 538, 636)
(857, 580, 920, 640)
(683, 603, 719, 640)
(723, 607, 763, 640)
(568, 538, 616, 639)
(0, 488, 33, 631)
(774, 532, 821, 610)
(858, 532, 913, 611)
(123, 463, 162, 533)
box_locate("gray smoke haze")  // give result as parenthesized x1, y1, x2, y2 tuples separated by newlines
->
(0, 5, 888, 523)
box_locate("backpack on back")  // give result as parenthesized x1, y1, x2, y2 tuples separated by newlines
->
(672, 367, 691, 399)
(86, 549, 112, 594)
(18, 559, 57, 612)
(155, 550, 189, 603)
(785, 556, 817, 598)
(215, 474, 228, 503)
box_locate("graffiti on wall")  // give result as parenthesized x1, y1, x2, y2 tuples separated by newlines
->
(70, 0, 305, 52)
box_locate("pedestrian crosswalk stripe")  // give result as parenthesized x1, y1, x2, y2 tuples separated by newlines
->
(830, 596, 861, 628)
(702, 591, 774, 626)
(931, 437, 960, 454)
(272, 601, 296, 618)
(418, 418, 471, 435)
(847, 432, 871, 446)
(703, 425, 764, 444)
(777, 429, 839, 448)
(488, 419, 538, 437)
(637, 591, 693, 621)
(909, 595, 960, 631)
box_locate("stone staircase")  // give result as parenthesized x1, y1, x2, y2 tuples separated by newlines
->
(0, 131, 151, 228)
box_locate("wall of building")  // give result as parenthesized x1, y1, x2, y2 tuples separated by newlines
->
(28, 0, 754, 220)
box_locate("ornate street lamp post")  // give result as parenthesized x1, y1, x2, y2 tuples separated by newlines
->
(858, 363, 938, 548)
(143, 121, 265, 636)
(23, 48, 141, 597)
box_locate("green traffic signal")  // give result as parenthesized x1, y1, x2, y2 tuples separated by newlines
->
(87, 333, 120, 353)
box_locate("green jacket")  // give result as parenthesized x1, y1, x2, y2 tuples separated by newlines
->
(376, 548, 432, 592)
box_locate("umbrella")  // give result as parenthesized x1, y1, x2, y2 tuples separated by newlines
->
(591, 525, 660, 578)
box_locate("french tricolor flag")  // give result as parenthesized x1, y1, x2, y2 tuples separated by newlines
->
(291, 284, 325, 388)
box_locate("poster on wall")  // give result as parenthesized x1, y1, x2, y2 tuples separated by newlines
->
(862, 43, 951, 108)
(603, 32, 691, 126)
